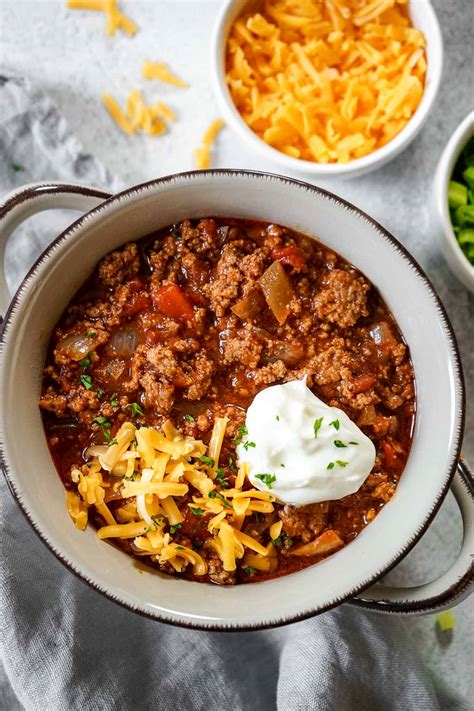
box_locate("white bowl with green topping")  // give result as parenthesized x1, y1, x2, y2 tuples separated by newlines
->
(434, 111, 474, 292)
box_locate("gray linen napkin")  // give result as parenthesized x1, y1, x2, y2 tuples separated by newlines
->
(0, 72, 465, 711)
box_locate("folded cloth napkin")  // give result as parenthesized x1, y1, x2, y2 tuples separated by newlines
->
(0, 71, 465, 711)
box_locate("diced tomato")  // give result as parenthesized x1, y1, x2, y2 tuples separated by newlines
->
(123, 291, 150, 316)
(152, 283, 194, 321)
(381, 441, 404, 472)
(351, 374, 376, 394)
(271, 246, 307, 270)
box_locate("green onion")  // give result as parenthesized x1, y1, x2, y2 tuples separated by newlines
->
(169, 523, 181, 534)
(124, 402, 144, 417)
(184, 414, 195, 422)
(199, 455, 215, 467)
(448, 180, 467, 209)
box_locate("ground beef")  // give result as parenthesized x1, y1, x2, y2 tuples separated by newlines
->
(279, 503, 329, 542)
(98, 243, 141, 288)
(205, 548, 236, 586)
(314, 269, 369, 328)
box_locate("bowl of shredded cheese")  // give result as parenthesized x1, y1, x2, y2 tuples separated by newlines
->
(212, 0, 442, 178)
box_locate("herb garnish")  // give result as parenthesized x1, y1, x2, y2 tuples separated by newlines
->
(273, 535, 283, 548)
(242, 440, 256, 451)
(233, 424, 248, 445)
(190, 507, 205, 517)
(228, 457, 237, 473)
(276, 415, 280, 421)
(152, 515, 165, 527)
(216, 468, 229, 489)
(349, 441, 359, 446)
(327, 460, 348, 469)
(124, 470, 138, 481)
(208, 491, 232, 508)
(199, 455, 215, 467)
(92, 415, 112, 441)
(242, 566, 256, 576)
(96, 387, 105, 399)
(329, 419, 340, 430)
(313, 417, 324, 438)
(169, 523, 181, 534)
(334, 440, 347, 448)
(85, 331, 96, 338)
(79, 352, 92, 368)
(12, 163, 24, 172)
(108, 438, 118, 447)
(80, 374, 93, 389)
(327, 462, 335, 470)
(110, 393, 118, 409)
(280, 463, 285, 467)
(184, 414, 195, 422)
(125, 402, 144, 418)
(255, 473, 276, 489)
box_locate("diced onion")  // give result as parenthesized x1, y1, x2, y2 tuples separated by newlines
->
(56, 333, 97, 360)
(259, 261, 293, 325)
(291, 530, 344, 557)
(232, 289, 265, 321)
(107, 328, 138, 357)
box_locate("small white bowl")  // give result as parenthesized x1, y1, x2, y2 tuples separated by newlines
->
(434, 111, 474, 292)
(211, 0, 443, 179)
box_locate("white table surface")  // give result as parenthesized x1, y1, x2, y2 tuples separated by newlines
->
(1, 0, 473, 707)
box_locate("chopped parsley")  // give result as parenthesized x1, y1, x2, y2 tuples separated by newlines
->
(272, 535, 283, 548)
(280, 463, 285, 468)
(85, 331, 96, 338)
(79, 352, 92, 368)
(92, 415, 112, 442)
(242, 566, 256, 576)
(80, 373, 93, 389)
(334, 440, 347, 448)
(169, 523, 181, 534)
(242, 440, 256, 451)
(313, 417, 324, 438)
(327, 462, 335, 470)
(96, 387, 105, 399)
(208, 491, 232, 508)
(216, 468, 229, 489)
(349, 441, 359, 446)
(199, 455, 215, 467)
(189, 507, 205, 517)
(12, 163, 24, 172)
(233, 424, 248, 446)
(125, 402, 144, 418)
(110, 393, 118, 409)
(184, 414, 195, 422)
(329, 419, 340, 430)
(176, 546, 185, 550)
(255, 473, 276, 489)
(228, 457, 237, 473)
(108, 438, 118, 447)
(276, 415, 280, 421)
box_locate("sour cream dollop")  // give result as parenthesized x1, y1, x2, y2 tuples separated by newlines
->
(236, 378, 376, 507)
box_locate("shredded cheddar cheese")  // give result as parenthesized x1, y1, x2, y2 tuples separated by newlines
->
(67, 418, 276, 578)
(66, 0, 137, 36)
(142, 60, 188, 88)
(225, 0, 427, 164)
(103, 89, 175, 137)
(194, 119, 225, 170)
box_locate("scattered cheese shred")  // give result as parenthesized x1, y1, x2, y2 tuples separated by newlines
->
(66, 0, 137, 36)
(226, 0, 427, 164)
(103, 89, 175, 137)
(194, 119, 225, 170)
(67, 418, 277, 578)
(142, 60, 188, 88)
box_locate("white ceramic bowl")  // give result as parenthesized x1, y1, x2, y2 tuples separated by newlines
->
(211, 0, 443, 179)
(434, 111, 474, 292)
(0, 172, 472, 629)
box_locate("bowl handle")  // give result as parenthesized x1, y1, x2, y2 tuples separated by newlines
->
(350, 460, 473, 614)
(0, 181, 111, 318)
